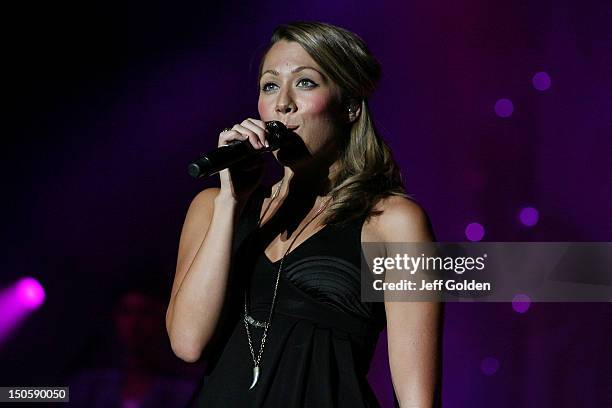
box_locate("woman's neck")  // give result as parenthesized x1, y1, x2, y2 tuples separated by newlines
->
(278, 158, 341, 200)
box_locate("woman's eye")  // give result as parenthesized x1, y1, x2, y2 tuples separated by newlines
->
(297, 78, 317, 88)
(261, 82, 278, 92)
(261, 79, 318, 92)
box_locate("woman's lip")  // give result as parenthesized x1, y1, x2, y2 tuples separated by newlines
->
(286, 125, 299, 130)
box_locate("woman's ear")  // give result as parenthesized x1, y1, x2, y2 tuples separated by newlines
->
(345, 98, 361, 123)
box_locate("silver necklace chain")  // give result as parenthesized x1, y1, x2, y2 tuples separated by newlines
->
(243, 180, 330, 386)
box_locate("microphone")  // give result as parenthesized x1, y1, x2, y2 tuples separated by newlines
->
(188, 121, 289, 179)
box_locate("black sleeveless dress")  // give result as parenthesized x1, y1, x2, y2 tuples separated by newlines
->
(189, 185, 386, 407)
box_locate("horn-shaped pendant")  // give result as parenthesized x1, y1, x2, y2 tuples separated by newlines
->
(249, 366, 260, 390)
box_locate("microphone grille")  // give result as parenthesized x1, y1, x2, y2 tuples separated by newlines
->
(264, 121, 288, 149)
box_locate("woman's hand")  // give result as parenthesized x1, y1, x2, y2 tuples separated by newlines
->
(216, 118, 270, 203)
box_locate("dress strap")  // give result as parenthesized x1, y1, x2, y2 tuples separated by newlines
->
(232, 185, 269, 251)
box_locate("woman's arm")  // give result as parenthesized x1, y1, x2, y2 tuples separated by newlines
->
(165, 187, 244, 363)
(374, 197, 443, 407)
(166, 119, 268, 362)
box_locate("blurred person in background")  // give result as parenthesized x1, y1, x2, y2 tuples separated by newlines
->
(69, 282, 197, 408)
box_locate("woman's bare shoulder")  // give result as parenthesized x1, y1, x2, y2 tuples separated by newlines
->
(363, 195, 433, 242)
(182, 187, 221, 225)
(190, 187, 220, 209)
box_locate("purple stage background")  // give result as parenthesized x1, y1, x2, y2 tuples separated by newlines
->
(2, 0, 611, 407)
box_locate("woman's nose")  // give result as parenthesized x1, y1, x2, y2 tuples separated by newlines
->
(276, 103, 295, 114)
(275, 90, 297, 114)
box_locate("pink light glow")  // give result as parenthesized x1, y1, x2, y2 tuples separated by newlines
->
(16, 277, 46, 309)
(0, 276, 46, 349)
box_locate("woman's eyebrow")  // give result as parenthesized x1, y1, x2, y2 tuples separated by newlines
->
(260, 66, 326, 80)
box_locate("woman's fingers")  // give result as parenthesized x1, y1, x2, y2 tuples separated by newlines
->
(240, 118, 269, 148)
(217, 118, 268, 149)
(230, 124, 262, 149)
(218, 128, 247, 147)
(215, 118, 270, 201)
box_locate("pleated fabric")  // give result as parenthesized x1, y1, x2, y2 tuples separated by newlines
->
(189, 185, 385, 407)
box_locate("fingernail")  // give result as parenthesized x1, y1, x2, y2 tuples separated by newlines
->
(264, 140, 270, 148)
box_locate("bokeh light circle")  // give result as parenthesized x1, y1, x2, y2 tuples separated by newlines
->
(512, 294, 531, 313)
(465, 222, 485, 241)
(481, 357, 500, 376)
(494, 98, 514, 117)
(519, 206, 539, 227)
(532, 71, 551, 91)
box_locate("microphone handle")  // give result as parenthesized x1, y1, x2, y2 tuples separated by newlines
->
(188, 141, 258, 179)
(188, 120, 287, 179)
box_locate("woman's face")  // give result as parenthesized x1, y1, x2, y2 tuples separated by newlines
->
(258, 40, 346, 167)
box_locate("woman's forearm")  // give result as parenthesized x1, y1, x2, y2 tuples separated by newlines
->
(166, 195, 242, 362)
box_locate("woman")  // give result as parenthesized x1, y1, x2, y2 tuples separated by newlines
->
(166, 21, 443, 407)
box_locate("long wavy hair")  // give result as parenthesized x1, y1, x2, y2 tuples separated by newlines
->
(259, 21, 408, 225)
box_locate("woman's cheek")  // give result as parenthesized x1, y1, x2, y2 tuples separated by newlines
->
(303, 92, 337, 114)
(257, 98, 272, 120)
